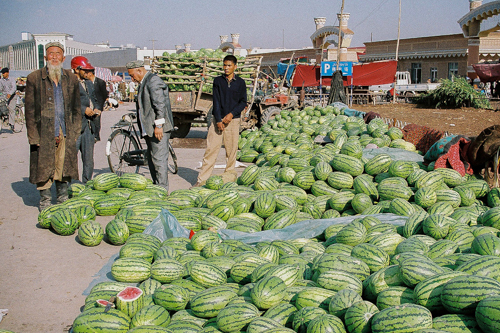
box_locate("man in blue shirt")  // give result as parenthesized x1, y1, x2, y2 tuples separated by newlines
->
(194, 55, 247, 187)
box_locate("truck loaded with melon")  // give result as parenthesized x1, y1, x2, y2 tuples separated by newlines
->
(149, 49, 263, 138)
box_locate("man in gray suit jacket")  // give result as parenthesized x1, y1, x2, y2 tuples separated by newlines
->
(126, 60, 174, 190)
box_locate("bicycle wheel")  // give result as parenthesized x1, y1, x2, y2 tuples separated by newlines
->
(168, 140, 178, 174)
(106, 129, 140, 175)
(12, 106, 24, 133)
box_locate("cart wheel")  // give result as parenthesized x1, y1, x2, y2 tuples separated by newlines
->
(260, 106, 282, 125)
(172, 122, 191, 138)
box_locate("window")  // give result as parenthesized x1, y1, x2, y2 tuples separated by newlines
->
(448, 62, 459, 79)
(411, 63, 422, 84)
(430, 67, 438, 83)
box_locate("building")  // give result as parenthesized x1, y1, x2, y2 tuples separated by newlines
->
(246, 15, 364, 76)
(360, 0, 500, 83)
(0, 32, 112, 71)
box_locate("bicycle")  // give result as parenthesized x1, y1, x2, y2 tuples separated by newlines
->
(0, 93, 24, 133)
(106, 112, 178, 176)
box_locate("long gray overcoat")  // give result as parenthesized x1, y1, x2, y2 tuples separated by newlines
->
(25, 67, 81, 184)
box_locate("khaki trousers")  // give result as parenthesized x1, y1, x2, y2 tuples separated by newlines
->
(197, 118, 240, 183)
(37, 135, 67, 190)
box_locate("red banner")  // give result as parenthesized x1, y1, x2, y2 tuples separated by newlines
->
(291, 60, 397, 87)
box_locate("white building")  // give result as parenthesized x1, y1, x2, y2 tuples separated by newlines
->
(0, 32, 112, 71)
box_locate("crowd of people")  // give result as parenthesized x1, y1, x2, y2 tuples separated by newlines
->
(23, 43, 246, 212)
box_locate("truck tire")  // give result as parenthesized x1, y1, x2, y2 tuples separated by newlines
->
(260, 106, 281, 125)
(172, 122, 191, 138)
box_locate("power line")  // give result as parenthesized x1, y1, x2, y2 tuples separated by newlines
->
(352, 0, 392, 30)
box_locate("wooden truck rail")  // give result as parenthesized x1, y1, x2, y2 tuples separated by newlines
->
(150, 55, 262, 137)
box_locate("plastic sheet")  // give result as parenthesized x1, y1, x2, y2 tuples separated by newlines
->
(363, 147, 424, 162)
(83, 211, 408, 295)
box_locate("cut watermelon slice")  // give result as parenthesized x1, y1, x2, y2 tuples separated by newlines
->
(96, 299, 115, 308)
(116, 286, 144, 318)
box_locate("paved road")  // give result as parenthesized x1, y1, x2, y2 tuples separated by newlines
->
(0, 102, 240, 332)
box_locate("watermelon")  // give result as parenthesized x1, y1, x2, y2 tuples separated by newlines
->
(116, 286, 144, 318)
(72, 308, 131, 333)
(371, 304, 432, 333)
(120, 173, 148, 190)
(93, 172, 120, 191)
(344, 300, 379, 333)
(50, 208, 79, 236)
(111, 257, 151, 283)
(153, 284, 190, 311)
(216, 302, 260, 333)
(78, 220, 104, 246)
(251, 275, 287, 309)
(475, 295, 500, 333)
(306, 313, 346, 333)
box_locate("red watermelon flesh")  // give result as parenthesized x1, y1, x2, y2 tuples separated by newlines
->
(96, 299, 115, 308)
(117, 286, 143, 301)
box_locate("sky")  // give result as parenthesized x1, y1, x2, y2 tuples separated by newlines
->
(0, 0, 490, 50)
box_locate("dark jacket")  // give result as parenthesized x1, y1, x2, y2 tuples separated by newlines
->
(92, 76, 108, 111)
(25, 67, 81, 184)
(79, 79, 98, 133)
(136, 71, 174, 137)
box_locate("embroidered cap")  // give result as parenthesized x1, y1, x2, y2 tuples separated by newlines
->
(45, 42, 65, 51)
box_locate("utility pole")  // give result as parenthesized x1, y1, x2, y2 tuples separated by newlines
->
(150, 39, 157, 58)
(393, 0, 401, 104)
(336, 0, 345, 72)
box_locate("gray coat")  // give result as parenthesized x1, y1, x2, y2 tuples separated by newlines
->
(136, 71, 174, 137)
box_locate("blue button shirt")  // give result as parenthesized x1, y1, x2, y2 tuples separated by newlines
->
(53, 81, 66, 137)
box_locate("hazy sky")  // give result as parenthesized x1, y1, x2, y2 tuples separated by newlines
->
(0, 0, 490, 50)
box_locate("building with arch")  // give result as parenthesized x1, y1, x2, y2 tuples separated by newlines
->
(360, 0, 500, 83)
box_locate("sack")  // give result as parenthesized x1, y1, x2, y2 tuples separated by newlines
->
(0, 100, 8, 117)
(467, 125, 500, 168)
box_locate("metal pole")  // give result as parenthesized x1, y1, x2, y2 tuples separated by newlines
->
(393, 0, 401, 104)
(336, 0, 345, 72)
(150, 39, 157, 58)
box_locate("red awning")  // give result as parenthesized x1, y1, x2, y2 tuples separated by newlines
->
(473, 63, 500, 82)
(291, 60, 397, 87)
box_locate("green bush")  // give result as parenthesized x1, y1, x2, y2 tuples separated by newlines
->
(414, 77, 490, 109)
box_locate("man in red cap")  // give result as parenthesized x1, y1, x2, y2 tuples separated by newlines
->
(25, 42, 81, 210)
(71, 56, 99, 183)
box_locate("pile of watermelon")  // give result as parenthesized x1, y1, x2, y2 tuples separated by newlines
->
(73, 209, 500, 332)
(156, 49, 253, 94)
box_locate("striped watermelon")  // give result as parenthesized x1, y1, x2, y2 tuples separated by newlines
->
(441, 275, 500, 314)
(471, 233, 500, 256)
(78, 220, 104, 246)
(292, 306, 327, 333)
(150, 259, 186, 283)
(254, 192, 276, 218)
(363, 265, 405, 302)
(306, 314, 346, 333)
(263, 302, 298, 327)
(93, 172, 120, 191)
(190, 286, 238, 318)
(388, 160, 414, 178)
(376, 286, 415, 310)
(351, 243, 390, 273)
(111, 257, 152, 283)
(50, 208, 79, 236)
(314, 161, 333, 181)
(328, 288, 363, 319)
(116, 286, 144, 318)
(251, 275, 287, 309)
(475, 295, 500, 333)
(73, 204, 96, 226)
(120, 173, 148, 190)
(330, 154, 364, 177)
(414, 271, 468, 313)
(72, 308, 131, 333)
(216, 302, 260, 333)
(398, 256, 447, 288)
(293, 171, 316, 190)
(190, 261, 227, 288)
(344, 300, 379, 333)
(153, 284, 190, 311)
(247, 317, 282, 333)
(316, 269, 362, 295)
(371, 304, 432, 333)
(364, 154, 392, 176)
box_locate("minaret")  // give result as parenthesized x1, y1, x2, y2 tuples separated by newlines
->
(337, 13, 351, 62)
(470, 0, 482, 11)
(467, 0, 483, 79)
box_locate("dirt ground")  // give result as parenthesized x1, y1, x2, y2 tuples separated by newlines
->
(354, 101, 500, 137)
(0, 103, 235, 333)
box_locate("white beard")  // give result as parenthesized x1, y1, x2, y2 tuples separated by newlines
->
(47, 61, 62, 83)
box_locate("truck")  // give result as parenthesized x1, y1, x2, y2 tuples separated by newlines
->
(149, 51, 264, 137)
(368, 71, 440, 98)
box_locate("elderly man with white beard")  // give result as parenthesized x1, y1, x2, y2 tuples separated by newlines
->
(25, 42, 81, 211)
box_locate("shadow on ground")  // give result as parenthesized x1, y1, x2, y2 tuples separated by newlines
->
(11, 177, 39, 208)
